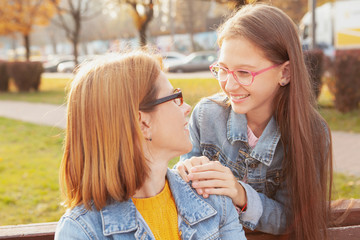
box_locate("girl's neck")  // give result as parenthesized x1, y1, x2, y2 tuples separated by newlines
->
(133, 159, 168, 198)
(246, 113, 272, 138)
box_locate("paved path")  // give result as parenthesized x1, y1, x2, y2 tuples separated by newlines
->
(0, 100, 359, 176)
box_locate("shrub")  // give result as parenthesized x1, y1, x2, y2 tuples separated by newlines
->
(333, 49, 360, 112)
(0, 61, 9, 92)
(7, 61, 43, 92)
(304, 49, 324, 99)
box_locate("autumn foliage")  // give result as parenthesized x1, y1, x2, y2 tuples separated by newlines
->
(0, 0, 60, 60)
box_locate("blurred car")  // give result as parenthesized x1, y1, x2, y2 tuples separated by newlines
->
(161, 51, 186, 70)
(168, 51, 218, 73)
(57, 55, 98, 73)
(43, 55, 74, 72)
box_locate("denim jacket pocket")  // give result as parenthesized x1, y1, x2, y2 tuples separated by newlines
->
(202, 144, 245, 180)
(265, 169, 283, 198)
(202, 144, 227, 163)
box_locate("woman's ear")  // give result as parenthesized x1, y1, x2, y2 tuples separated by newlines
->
(139, 111, 151, 139)
(279, 61, 290, 86)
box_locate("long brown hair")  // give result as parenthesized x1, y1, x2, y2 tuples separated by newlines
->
(218, 4, 333, 239)
(61, 51, 162, 210)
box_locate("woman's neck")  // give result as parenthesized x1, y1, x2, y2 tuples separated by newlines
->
(133, 159, 168, 198)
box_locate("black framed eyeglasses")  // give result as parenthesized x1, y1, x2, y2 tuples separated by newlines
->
(146, 88, 183, 108)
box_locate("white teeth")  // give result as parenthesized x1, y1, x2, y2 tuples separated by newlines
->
(231, 94, 249, 100)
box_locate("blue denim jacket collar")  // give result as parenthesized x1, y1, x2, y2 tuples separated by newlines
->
(227, 110, 281, 166)
(100, 169, 217, 236)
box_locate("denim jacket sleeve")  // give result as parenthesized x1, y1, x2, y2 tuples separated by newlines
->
(55, 215, 92, 240)
(219, 196, 247, 239)
(239, 180, 288, 234)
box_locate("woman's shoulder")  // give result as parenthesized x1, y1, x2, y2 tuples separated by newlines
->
(58, 203, 103, 230)
(55, 204, 99, 239)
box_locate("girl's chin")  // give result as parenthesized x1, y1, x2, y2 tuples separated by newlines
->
(230, 103, 248, 115)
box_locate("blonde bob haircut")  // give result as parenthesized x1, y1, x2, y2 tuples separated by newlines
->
(61, 51, 162, 210)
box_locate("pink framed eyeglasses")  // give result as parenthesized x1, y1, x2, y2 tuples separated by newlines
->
(209, 62, 281, 86)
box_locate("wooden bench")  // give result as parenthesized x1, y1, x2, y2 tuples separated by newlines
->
(0, 199, 359, 240)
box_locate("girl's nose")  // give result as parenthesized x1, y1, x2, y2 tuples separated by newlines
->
(225, 73, 240, 92)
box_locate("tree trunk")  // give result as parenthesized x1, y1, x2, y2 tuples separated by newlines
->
(73, 12, 81, 66)
(73, 37, 79, 66)
(139, 25, 147, 47)
(50, 32, 57, 54)
(136, 1, 154, 47)
(24, 34, 30, 61)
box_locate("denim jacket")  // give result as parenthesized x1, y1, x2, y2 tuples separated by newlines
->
(180, 94, 289, 235)
(55, 169, 246, 240)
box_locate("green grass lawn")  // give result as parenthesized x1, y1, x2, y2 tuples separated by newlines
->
(0, 117, 65, 225)
(0, 75, 359, 225)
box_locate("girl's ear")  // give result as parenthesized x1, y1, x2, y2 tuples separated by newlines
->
(279, 61, 290, 86)
(138, 111, 151, 139)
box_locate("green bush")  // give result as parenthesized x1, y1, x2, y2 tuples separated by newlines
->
(0, 61, 9, 92)
(304, 49, 324, 99)
(333, 49, 360, 112)
(7, 61, 43, 92)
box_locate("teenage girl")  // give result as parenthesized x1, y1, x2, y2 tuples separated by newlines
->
(176, 4, 332, 240)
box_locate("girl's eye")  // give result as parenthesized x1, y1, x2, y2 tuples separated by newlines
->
(236, 70, 251, 77)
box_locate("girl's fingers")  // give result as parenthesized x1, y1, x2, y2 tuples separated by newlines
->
(175, 156, 212, 182)
(188, 170, 228, 181)
(191, 161, 229, 173)
(192, 179, 232, 189)
(189, 156, 210, 167)
(176, 163, 190, 182)
(204, 187, 232, 197)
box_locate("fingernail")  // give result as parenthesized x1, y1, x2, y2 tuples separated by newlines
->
(184, 176, 189, 182)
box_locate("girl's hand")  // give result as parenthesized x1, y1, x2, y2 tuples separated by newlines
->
(176, 156, 210, 182)
(188, 161, 247, 207)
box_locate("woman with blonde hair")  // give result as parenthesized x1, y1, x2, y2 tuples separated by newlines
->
(55, 51, 246, 240)
(177, 4, 333, 240)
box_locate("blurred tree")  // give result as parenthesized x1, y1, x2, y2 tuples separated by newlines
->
(113, 0, 157, 47)
(210, 0, 258, 9)
(50, 0, 102, 64)
(176, 0, 210, 52)
(204, 0, 334, 24)
(0, 0, 59, 61)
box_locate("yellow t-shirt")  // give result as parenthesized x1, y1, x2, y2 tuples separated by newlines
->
(132, 180, 181, 240)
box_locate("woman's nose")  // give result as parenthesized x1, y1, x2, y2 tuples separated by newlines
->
(183, 102, 192, 116)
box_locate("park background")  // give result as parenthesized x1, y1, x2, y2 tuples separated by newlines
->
(0, 0, 360, 226)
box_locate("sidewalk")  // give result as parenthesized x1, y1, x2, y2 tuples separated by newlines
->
(0, 100, 359, 176)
